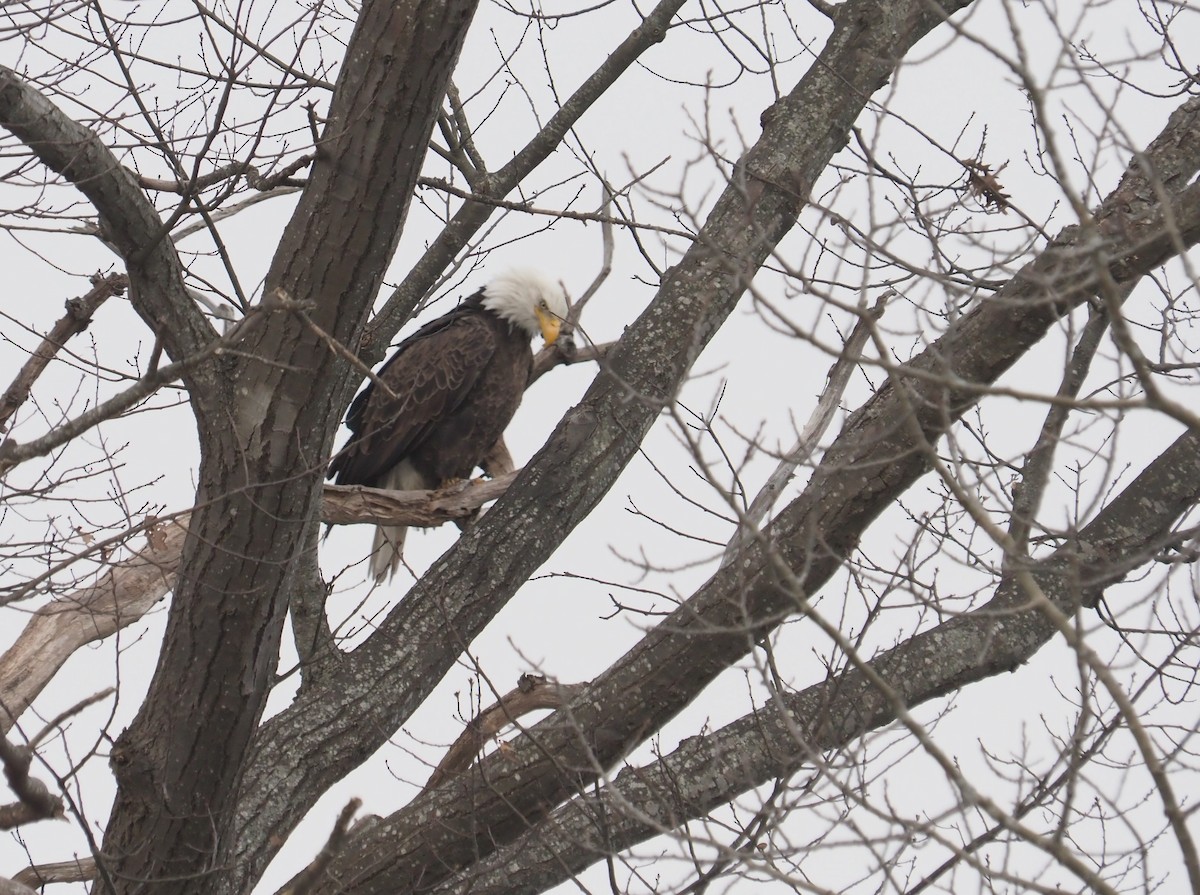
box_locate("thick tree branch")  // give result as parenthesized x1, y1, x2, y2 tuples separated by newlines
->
(12, 858, 94, 891)
(235, 1, 976, 890)
(0, 516, 188, 735)
(0, 475, 522, 738)
(95, 2, 482, 892)
(322, 474, 516, 527)
(296, 87, 1200, 895)
(422, 425, 1200, 895)
(0, 67, 217, 365)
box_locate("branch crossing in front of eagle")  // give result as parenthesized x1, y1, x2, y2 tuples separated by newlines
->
(327, 269, 569, 582)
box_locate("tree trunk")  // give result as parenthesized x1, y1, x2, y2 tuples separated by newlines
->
(97, 3, 479, 894)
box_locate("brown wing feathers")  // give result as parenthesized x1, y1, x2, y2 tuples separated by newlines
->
(327, 277, 550, 579)
(328, 306, 496, 488)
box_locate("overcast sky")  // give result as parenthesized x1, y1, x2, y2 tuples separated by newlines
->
(3, 0, 1199, 892)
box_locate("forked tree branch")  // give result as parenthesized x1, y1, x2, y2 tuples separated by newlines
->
(0, 273, 127, 433)
(0, 469, 538, 741)
(292, 87, 1200, 895)
(421, 674, 588, 793)
(0, 296, 282, 477)
(0, 67, 217, 366)
(0, 470, 525, 737)
(422, 427, 1200, 895)
(235, 2, 980, 891)
(0, 736, 61, 829)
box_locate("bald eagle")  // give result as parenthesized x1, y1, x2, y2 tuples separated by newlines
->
(329, 270, 569, 580)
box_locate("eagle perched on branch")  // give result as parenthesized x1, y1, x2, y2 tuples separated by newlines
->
(329, 270, 569, 580)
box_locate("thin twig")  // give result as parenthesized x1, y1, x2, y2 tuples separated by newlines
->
(0, 295, 282, 476)
(422, 674, 587, 792)
(30, 688, 116, 750)
(721, 292, 889, 567)
(283, 798, 363, 895)
(284, 290, 401, 403)
(416, 176, 695, 240)
(0, 273, 128, 433)
(569, 178, 617, 322)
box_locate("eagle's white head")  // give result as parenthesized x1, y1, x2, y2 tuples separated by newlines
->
(481, 268, 569, 345)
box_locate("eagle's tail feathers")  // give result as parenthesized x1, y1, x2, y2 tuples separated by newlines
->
(369, 460, 429, 583)
(371, 524, 406, 582)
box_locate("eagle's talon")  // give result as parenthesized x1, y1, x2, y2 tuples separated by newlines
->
(327, 269, 570, 582)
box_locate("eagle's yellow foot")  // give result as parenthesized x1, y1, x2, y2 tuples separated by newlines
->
(434, 477, 475, 495)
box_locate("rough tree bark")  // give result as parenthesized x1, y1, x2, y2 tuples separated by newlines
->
(80, 2, 482, 894)
(418, 424, 1200, 895)
(287, 88, 1200, 895)
(4, 1, 1198, 894)
(216, 0, 979, 891)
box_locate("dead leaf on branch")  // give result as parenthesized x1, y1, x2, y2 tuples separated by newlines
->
(963, 158, 1011, 212)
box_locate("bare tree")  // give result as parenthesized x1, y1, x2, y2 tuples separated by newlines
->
(2, 1, 1199, 894)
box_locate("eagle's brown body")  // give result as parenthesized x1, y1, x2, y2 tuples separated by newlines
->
(329, 292, 532, 489)
(329, 271, 566, 580)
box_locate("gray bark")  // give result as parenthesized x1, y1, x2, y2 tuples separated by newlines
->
(4, 1, 1199, 893)
(229, 3, 976, 890)
(425, 423, 1200, 895)
(87, 2, 481, 895)
(294, 90, 1200, 895)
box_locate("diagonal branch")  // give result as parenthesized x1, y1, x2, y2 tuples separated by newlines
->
(1005, 303, 1114, 554)
(422, 426, 1200, 895)
(0, 736, 62, 829)
(239, 2, 979, 892)
(0, 473, 519, 740)
(0, 66, 217, 365)
(0, 294, 285, 477)
(299, 88, 1200, 895)
(422, 674, 588, 793)
(721, 293, 888, 568)
(98, 0, 493, 840)
(0, 515, 189, 735)
(362, 0, 691, 354)
(0, 273, 127, 433)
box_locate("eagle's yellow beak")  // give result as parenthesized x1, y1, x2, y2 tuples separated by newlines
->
(535, 305, 563, 346)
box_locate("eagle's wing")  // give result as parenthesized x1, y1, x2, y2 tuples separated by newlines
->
(330, 313, 497, 486)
